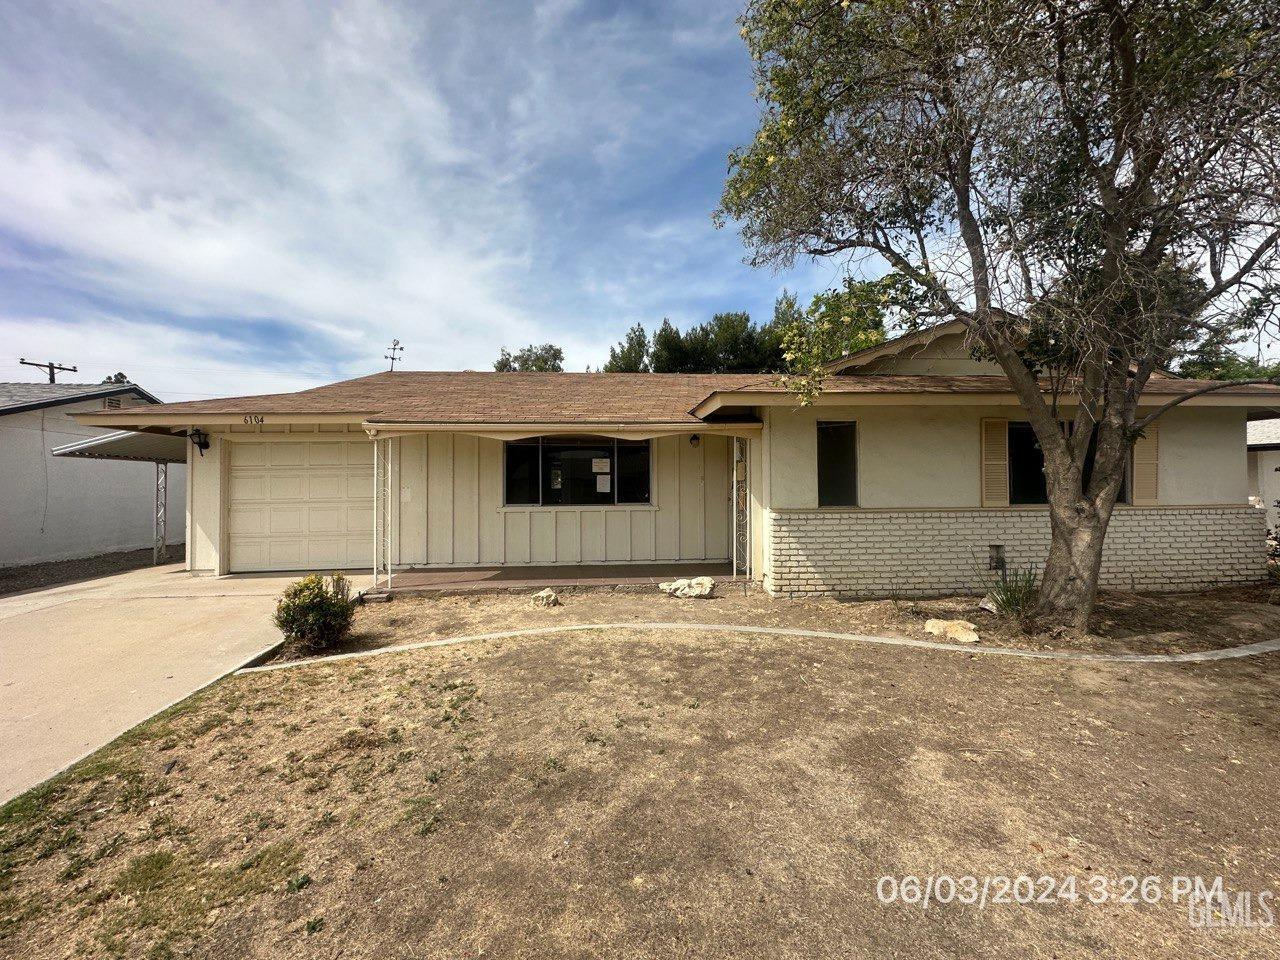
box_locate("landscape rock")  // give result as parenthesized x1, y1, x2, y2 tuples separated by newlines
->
(659, 576, 715, 599)
(532, 588, 560, 608)
(978, 593, 1000, 615)
(924, 618, 980, 644)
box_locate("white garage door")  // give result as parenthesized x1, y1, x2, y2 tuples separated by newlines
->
(227, 440, 374, 572)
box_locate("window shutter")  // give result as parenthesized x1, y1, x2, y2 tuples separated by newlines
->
(1131, 422, 1159, 505)
(981, 418, 1009, 507)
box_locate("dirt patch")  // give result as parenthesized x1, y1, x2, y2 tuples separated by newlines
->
(0, 546, 184, 598)
(273, 584, 1280, 663)
(3, 621, 1279, 958)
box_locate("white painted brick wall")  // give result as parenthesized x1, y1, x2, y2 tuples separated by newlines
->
(765, 507, 1266, 597)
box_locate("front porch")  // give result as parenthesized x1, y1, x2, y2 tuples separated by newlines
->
(381, 561, 737, 595)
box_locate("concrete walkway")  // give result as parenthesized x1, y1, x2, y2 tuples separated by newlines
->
(0, 564, 364, 803)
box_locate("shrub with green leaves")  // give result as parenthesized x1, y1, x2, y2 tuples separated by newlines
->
(273, 574, 356, 652)
(990, 567, 1039, 620)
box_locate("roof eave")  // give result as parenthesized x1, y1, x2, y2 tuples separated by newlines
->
(694, 386, 1280, 417)
(1, 385, 159, 417)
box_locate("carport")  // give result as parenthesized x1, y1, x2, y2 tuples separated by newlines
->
(51, 430, 187, 564)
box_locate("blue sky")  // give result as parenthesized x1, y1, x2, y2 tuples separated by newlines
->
(0, 0, 839, 401)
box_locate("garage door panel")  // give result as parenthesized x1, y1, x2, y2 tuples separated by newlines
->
(346, 539, 373, 565)
(228, 439, 375, 572)
(268, 540, 307, 568)
(229, 475, 268, 501)
(305, 539, 344, 567)
(308, 443, 344, 466)
(267, 505, 306, 535)
(231, 444, 270, 467)
(269, 444, 306, 467)
(268, 475, 305, 500)
(347, 473, 374, 498)
(308, 505, 344, 534)
(231, 540, 270, 570)
(228, 506, 266, 535)
(307, 474, 345, 499)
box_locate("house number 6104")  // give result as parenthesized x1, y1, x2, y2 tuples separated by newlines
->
(243, 415, 265, 425)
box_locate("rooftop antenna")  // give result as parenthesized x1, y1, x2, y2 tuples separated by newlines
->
(384, 339, 403, 371)
(20, 358, 78, 383)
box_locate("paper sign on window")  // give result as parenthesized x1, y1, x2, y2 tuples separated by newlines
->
(591, 458, 610, 473)
(596, 475, 611, 493)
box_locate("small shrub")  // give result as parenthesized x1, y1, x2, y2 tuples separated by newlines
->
(274, 575, 356, 652)
(990, 566, 1039, 619)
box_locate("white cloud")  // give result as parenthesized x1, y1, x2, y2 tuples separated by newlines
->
(0, 0, 822, 392)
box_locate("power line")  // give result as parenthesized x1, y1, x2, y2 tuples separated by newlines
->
(18, 358, 77, 383)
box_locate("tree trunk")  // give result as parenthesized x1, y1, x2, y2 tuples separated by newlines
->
(1037, 500, 1111, 627)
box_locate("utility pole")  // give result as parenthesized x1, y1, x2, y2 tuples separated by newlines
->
(384, 339, 403, 371)
(19, 358, 78, 383)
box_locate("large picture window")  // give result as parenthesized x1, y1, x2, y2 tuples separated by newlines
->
(504, 436, 651, 506)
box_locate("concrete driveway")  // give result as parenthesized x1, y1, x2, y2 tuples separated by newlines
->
(0, 564, 368, 803)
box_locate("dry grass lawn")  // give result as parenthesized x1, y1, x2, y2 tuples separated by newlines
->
(3, 589, 1280, 958)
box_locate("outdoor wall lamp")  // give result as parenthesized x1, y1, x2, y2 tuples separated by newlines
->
(689, 434, 701, 448)
(188, 428, 210, 456)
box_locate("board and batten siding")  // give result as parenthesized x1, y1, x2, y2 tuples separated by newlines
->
(396, 433, 732, 566)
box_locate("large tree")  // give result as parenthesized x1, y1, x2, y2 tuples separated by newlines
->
(719, 0, 1280, 625)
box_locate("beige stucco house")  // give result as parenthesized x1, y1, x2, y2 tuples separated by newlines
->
(79, 326, 1278, 596)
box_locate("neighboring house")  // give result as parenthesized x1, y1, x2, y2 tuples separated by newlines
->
(0, 382, 186, 567)
(1247, 419, 1280, 531)
(79, 325, 1277, 596)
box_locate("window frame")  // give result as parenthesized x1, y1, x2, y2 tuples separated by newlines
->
(816, 419, 859, 508)
(1006, 420, 1129, 506)
(502, 436, 654, 508)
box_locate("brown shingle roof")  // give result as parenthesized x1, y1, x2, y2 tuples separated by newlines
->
(80, 371, 1280, 427)
(80, 371, 779, 425)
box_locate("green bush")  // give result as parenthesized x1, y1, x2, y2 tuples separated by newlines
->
(990, 566, 1039, 619)
(273, 574, 356, 652)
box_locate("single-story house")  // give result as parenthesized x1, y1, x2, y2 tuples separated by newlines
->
(78, 325, 1280, 596)
(1, 381, 186, 567)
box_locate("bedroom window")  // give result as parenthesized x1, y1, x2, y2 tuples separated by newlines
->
(504, 436, 651, 506)
(817, 421, 858, 506)
(1007, 421, 1127, 505)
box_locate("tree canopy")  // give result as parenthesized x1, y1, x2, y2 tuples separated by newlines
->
(775, 275, 917, 400)
(494, 344, 565, 373)
(603, 312, 785, 373)
(718, 0, 1280, 624)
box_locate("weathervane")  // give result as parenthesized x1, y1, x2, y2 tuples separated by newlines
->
(384, 339, 404, 371)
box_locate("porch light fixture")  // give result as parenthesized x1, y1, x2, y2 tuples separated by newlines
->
(188, 428, 210, 456)
(689, 434, 701, 448)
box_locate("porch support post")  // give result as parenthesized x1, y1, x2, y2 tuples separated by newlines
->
(153, 462, 168, 566)
(373, 436, 395, 590)
(732, 437, 750, 578)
